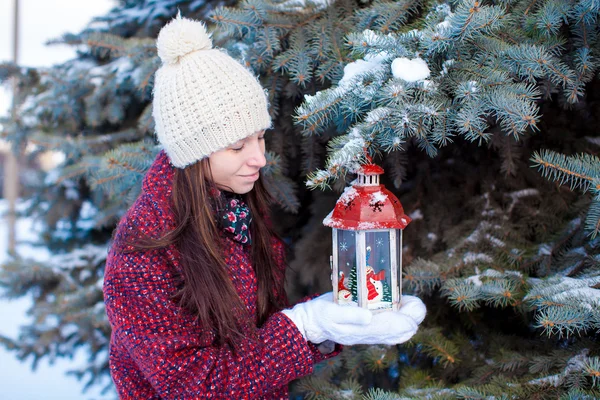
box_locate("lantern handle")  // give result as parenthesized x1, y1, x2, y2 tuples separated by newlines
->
(364, 149, 373, 164)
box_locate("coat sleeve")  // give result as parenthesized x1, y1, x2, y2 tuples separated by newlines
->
(104, 246, 318, 398)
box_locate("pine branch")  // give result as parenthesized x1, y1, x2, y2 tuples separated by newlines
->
(531, 150, 599, 194)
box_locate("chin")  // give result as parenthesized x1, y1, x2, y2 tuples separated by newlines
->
(232, 183, 255, 194)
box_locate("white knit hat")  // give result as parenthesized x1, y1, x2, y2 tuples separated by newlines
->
(152, 15, 272, 168)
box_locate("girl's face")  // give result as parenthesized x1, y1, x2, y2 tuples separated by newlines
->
(208, 131, 267, 194)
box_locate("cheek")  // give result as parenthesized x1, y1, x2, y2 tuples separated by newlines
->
(210, 161, 241, 187)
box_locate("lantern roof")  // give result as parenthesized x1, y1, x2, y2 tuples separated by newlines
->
(356, 164, 384, 175)
(323, 163, 411, 230)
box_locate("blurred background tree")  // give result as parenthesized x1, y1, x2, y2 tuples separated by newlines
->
(1, 0, 600, 398)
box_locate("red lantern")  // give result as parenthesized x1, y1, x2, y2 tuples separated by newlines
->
(324, 163, 411, 311)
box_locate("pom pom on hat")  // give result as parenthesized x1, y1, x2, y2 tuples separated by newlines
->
(157, 14, 213, 65)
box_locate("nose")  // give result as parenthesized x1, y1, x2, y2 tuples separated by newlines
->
(247, 139, 267, 168)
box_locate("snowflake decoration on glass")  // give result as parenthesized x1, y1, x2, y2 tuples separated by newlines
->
(375, 238, 384, 247)
(380, 258, 386, 264)
(340, 241, 349, 251)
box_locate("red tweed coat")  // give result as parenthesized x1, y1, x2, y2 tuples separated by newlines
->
(103, 151, 338, 399)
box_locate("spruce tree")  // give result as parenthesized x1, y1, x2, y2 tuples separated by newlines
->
(211, 0, 600, 397)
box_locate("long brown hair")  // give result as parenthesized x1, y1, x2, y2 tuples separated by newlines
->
(135, 159, 285, 347)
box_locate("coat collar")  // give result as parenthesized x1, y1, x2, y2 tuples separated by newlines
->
(142, 150, 175, 204)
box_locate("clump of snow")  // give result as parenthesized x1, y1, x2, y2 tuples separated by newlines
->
(89, 57, 134, 87)
(529, 349, 589, 387)
(409, 209, 423, 220)
(44, 168, 62, 185)
(87, 20, 110, 30)
(467, 269, 523, 288)
(338, 52, 388, 88)
(437, 20, 451, 29)
(538, 244, 552, 256)
(336, 389, 355, 399)
(427, 232, 437, 242)
(486, 234, 505, 248)
(338, 186, 359, 206)
(465, 81, 478, 93)
(303, 93, 315, 103)
(463, 252, 493, 264)
(440, 59, 455, 76)
(369, 191, 388, 205)
(505, 270, 523, 278)
(60, 323, 80, 338)
(510, 188, 540, 199)
(525, 275, 600, 305)
(305, 170, 330, 188)
(19, 95, 44, 127)
(326, 128, 366, 173)
(365, 107, 392, 124)
(466, 275, 483, 286)
(422, 80, 436, 91)
(48, 243, 108, 270)
(435, 3, 453, 16)
(552, 287, 600, 309)
(76, 201, 99, 231)
(434, 4, 454, 30)
(391, 57, 430, 82)
(66, 59, 98, 79)
(481, 209, 496, 217)
(357, 221, 379, 230)
(64, 180, 80, 200)
(361, 29, 380, 43)
(322, 210, 334, 226)
(272, 0, 334, 12)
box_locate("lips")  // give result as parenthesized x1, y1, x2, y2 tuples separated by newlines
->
(241, 172, 260, 180)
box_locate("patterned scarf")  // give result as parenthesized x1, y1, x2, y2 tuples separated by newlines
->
(215, 191, 252, 245)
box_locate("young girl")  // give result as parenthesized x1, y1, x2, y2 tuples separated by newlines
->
(103, 15, 426, 399)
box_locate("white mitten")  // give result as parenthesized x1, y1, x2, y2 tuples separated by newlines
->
(398, 294, 427, 324)
(363, 296, 426, 345)
(281, 292, 373, 344)
(356, 310, 419, 345)
(281, 293, 426, 346)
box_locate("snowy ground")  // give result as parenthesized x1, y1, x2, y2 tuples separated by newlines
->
(0, 200, 114, 399)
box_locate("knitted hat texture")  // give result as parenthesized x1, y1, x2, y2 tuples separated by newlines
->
(152, 15, 271, 168)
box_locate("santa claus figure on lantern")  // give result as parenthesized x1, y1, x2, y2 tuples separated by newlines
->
(324, 161, 411, 312)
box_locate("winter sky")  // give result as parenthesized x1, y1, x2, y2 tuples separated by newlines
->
(1, 1, 115, 398)
(0, 0, 115, 115)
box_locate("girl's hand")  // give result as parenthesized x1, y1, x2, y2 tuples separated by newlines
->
(281, 293, 426, 346)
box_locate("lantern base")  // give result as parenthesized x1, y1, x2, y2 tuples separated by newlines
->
(336, 299, 401, 313)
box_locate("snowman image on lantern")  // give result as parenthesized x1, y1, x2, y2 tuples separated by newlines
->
(337, 246, 393, 309)
(325, 159, 410, 312)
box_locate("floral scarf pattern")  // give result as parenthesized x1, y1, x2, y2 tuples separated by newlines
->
(216, 192, 252, 245)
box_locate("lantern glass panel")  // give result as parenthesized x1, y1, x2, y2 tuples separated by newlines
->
(365, 231, 392, 310)
(336, 229, 356, 305)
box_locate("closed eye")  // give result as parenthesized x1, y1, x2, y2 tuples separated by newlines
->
(229, 134, 264, 152)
